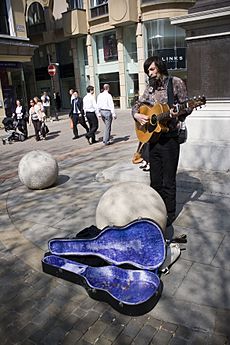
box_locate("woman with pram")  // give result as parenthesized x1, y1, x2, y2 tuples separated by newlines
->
(12, 99, 28, 139)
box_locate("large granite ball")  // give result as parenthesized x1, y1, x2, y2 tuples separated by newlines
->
(18, 150, 59, 189)
(96, 182, 167, 233)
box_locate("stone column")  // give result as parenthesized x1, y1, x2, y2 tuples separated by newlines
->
(136, 20, 146, 95)
(116, 27, 127, 110)
(70, 39, 81, 90)
(86, 33, 97, 89)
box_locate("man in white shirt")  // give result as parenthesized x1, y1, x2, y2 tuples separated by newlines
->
(83, 85, 99, 144)
(97, 84, 116, 145)
(41, 91, 51, 122)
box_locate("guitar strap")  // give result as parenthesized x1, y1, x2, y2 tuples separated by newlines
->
(167, 76, 174, 108)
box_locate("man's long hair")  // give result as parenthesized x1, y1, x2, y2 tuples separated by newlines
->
(143, 56, 168, 76)
(144, 56, 168, 90)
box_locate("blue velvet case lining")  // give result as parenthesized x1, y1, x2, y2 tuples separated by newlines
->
(43, 255, 160, 305)
(48, 219, 165, 270)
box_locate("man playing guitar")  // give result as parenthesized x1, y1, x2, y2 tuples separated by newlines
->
(132, 56, 193, 228)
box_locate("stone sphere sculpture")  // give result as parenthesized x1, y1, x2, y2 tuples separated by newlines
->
(18, 150, 59, 190)
(96, 182, 167, 233)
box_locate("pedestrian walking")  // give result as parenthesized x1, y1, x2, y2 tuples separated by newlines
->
(41, 91, 51, 122)
(54, 92, 61, 121)
(69, 90, 89, 140)
(97, 84, 116, 145)
(12, 99, 28, 139)
(83, 85, 99, 145)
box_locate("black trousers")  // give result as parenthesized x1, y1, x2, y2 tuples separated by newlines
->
(72, 113, 89, 137)
(149, 136, 180, 224)
(85, 111, 98, 142)
(32, 119, 41, 141)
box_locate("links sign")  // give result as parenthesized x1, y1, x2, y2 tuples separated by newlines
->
(48, 64, 56, 76)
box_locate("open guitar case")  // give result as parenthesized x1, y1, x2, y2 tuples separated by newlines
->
(42, 218, 177, 315)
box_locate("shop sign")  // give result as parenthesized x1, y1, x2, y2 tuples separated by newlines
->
(156, 48, 186, 69)
(0, 62, 22, 69)
(16, 24, 25, 32)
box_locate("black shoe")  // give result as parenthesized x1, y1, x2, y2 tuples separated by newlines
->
(92, 140, 99, 144)
(72, 136, 79, 140)
(86, 136, 92, 145)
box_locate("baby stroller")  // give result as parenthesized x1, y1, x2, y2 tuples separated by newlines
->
(2, 117, 26, 145)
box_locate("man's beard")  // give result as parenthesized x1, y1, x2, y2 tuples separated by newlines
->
(149, 76, 163, 91)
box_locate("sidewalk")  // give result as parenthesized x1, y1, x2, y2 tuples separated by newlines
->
(0, 113, 229, 344)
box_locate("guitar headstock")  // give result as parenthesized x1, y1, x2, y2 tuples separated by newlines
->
(188, 96, 206, 109)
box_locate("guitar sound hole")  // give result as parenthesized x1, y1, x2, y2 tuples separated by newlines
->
(149, 116, 157, 132)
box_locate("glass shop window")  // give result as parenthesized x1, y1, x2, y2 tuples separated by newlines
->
(146, 19, 186, 70)
(96, 32, 118, 64)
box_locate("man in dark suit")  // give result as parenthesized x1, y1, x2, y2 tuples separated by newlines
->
(69, 90, 89, 139)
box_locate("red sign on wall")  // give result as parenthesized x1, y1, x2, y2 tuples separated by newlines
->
(48, 64, 56, 76)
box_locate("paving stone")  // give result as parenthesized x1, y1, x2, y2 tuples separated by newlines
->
(82, 320, 107, 343)
(150, 298, 215, 332)
(40, 326, 66, 345)
(174, 325, 194, 340)
(150, 329, 173, 344)
(99, 309, 117, 324)
(133, 324, 157, 344)
(72, 310, 100, 334)
(113, 334, 133, 345)
(187, 330, 210, 344)
(215, 310, 230, 337)
(170, 231, 224, 265)
(62, 329, 83, 345)
(175, 201, 229, 233)
(95, 336, 112, 345)
(161, 259, 192, 297)
(174, 263, 230, 309)
(208, 334, 230, 345)
(211, 234, 230, 271)
(168, 336, 189, 345)
(102, 323, 124, 342)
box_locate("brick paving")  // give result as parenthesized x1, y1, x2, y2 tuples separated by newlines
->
(0, 113, 229, 344)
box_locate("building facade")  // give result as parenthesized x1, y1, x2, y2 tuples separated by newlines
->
(25, 0, 195, 109)
(0, 0, 36, 121)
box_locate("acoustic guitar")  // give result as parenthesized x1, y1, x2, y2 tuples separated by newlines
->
(135, 96, 206, 144)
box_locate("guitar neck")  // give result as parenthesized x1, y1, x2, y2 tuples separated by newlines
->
(157, 102, 187, 122)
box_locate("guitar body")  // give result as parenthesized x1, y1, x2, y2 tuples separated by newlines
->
(135, 96, 206, 144)
(136, 103, 170, 143)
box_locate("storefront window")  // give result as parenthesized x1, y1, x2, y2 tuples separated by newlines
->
(99, 72, 120, 108)
(124, 26, 137, 63)
(146, 19, 186, 70)
(96, 31, 118, 64)
(0, 63, 27, 116)
(0, 0, 10, 35)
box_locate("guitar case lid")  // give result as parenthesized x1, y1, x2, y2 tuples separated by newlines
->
(48, 219, 166, 271)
